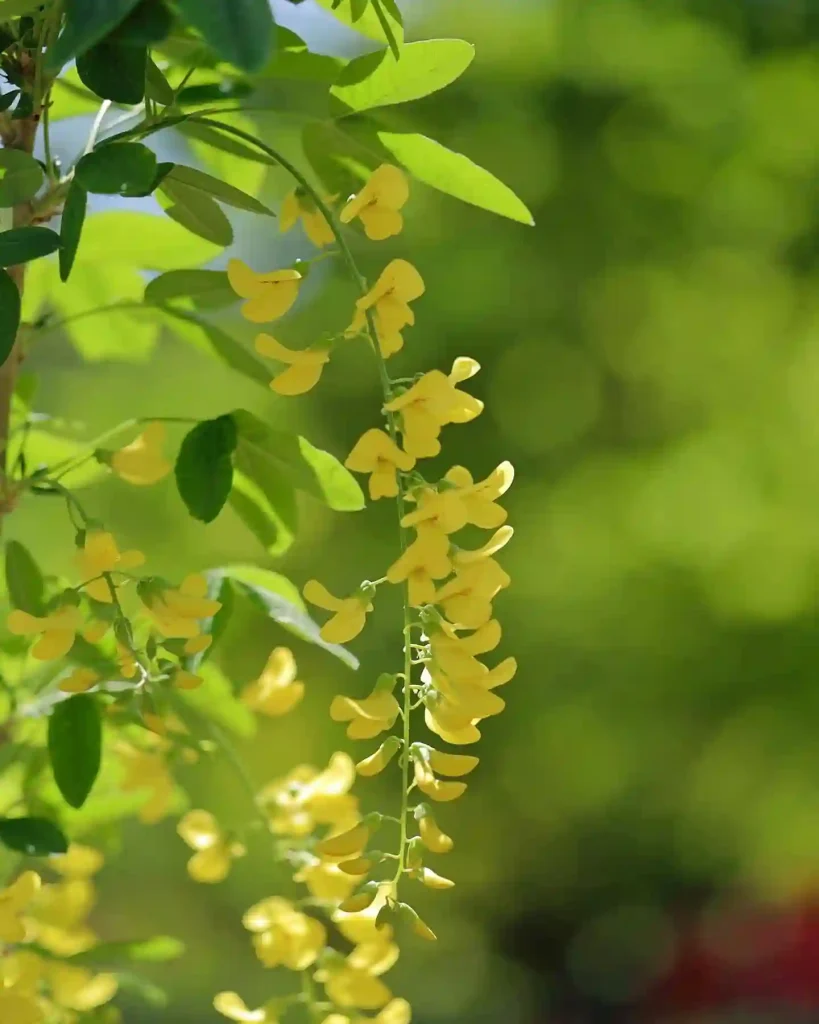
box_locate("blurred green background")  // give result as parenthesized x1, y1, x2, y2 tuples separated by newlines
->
(20, 0, 819, 1019)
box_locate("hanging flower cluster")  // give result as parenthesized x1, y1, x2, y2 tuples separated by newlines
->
(0, 846, 122, 1021)
(218, 163, 516, 1020)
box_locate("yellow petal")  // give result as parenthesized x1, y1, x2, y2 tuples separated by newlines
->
(425, 749, 479, 777)
(7, 610, 42, 636)
(188, 845, 232, 883)
(271, 359, 326, 396)
(214, 991, 271, 1023)
(360, 205, 404, 241)
(227, 258, 263, 298)
(418, 813, 454, 853)
(32, 627, 76, 660)
(303, 579, 343, 612)
(177, 809, 220, 851)
(85, 577, 115, 603)
(319, 604, 368, 644)
(316, 823, 369, 859)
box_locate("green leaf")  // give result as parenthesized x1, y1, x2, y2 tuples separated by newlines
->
(144, 269, 234, 309)
(0, 226, 60, 267)
(50, 67, 105, 121)
(110, 0, 173, 46)
(48, 694, 102, 809)
(5, 540, 45, 615)
(232, 409, 365, 512)
(175, 414, 237, 523)
(0, 268, 19, 366)
(76, 143, 157, 195)
(158, 308, 270, 386)
(230, 468, 295, 557)
(81, 210, 221, 268)
(59, 182, 87, 283)
(331, 39, 474, 113)
(377, 130, 534, 225)
(160, 178, 234, 246)
(77, 39, 146, 104)
(48, 0, 142, 70)
(177, 80, 252, 106)
(163, 164, 273, 216)
(113, 972, 168, 1008)
(0, 816, 68, 856)
(7, 427, 108, 488)
(260, 25, 344, 82)
(223, 565, 358, 669)
(69, 935, 185, 966)
(145, 57, 174, 106)
(315, 0, 403, 47)
(175, 0, 275, 72)
(0, 149, 42, 206)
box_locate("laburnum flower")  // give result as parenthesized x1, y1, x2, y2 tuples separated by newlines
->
(242, 646, 304, 717)
(47, 962, 118, 1012)
(281, 186, 335, 247)
(415, 804, 454, 854)
(356, 736, 403, 777)
(347, 259, 424, 358)
(258, 752, 358, 837)
(227, 258, 302, 323)
(423, 689, 482, 746)
(31, 855, 99, 957)
(109, 422, 171, 485)
(141, 573, 221, 639)
(316, 820, 373, 862)
(330, 675, 401, 740)
(59, 667, 99, 693)
(0, 951, 43, 1024)
(117, 642, 138, 679)
(443, 462, 515, 528)
(383, 358, 483, 458)
(317, 960, 392, 1011)
(243, 896, 326, 970)
(386, 527, 452, 606)
(255, 333, 331, 396)
(294, 856, 359, 903)
(345, 428, 415, 500)
(7, 605, 81, 660)
(177, 810, 245, 883)
(0, 872, 39, 943)
(303, 580, 373, 644)
(324, 998, 412, 1024)
(77, 530, 144, 603)
(340, 164, 409, 241)
(214, 991, 279, 1023)
(428, 618, 502, 679)
(434, 556, 512, 629)
(410, 745, 478, 803)
(116, 740, 176, 824)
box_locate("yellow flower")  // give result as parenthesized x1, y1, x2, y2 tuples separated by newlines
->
(330, 681, 401, 741)
(215, 991, 278, 1023)
(255, 333, 331, 396)
(443, 462, 514, 528)
(303, 580, 373, 644)
(383, 360, 483, 458)
(257, 752, 358, 837)
(242, 646, 304, 717)
(386, 528, 451, 607)
(434, 557, 511, 629)
(117, 642, 138, 679)
(340, 164, 409, 241)
(177, 810, 245, 884)
(30, 862, 99, 957)
(429, 619, 502, 679)
(345, 428, 415, 500)
(59, 667, 99, 694)
(184, 633, 212, 655)
(0, 952, 43, 1024)
(82, 619, 109, 644)
(7, 606, 81, 660)
(50, 844, 105, 880)
(413, 744, 479, 777)
(141, 573, 221, 638)
(415, 805, 454, 854)
(356, 736, 402, 777)
(423, 691, 482, 746)
(117, 741, 176, 824)
(318, 963, 392, 1011)
(375, 999, 413, 1024)
(110, 422, 171, 485)
(243, 897, 326, 970)
(77, 530, 144, 603)
(0, 872, 40, 942)
(47, 962, 118, 1011)
(227, 258, 301, 323)
(294, 856, 359, 903)
(316, 821, 371, 861)
(173, 669, 203, 690)
(0, 990, 42, 1024)
(412, 760, 467, 803)
(347, 259, 425, 358)
(281, 187, 335, 248)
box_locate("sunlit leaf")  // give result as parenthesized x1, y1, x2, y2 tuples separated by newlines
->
(157, 308, 270, 387)
(331, 39, 474, 113)
(164, 164, 273, 216)
(314, 0, 403, 47)
(230, 467, 296, 557)
(178, 661, 255, 737)
(69, 935, 185, 966)
(0, 150, 43, 206)
(377, 130, 534, 224)
(144, 269, 235, 309)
